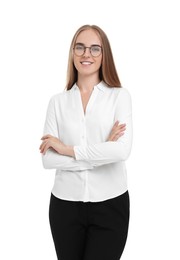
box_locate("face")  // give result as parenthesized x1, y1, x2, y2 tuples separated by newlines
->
(73, 29, 102, 78)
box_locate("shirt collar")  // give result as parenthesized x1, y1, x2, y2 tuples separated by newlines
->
(72, 81, 108, 92)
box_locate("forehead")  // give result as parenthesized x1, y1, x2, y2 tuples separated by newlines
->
(76, 29, 101, 45)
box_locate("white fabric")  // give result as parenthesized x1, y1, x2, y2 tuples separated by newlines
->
(42, 81, 133, 202)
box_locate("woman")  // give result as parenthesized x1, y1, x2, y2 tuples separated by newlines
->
(40, 24, 133, 260)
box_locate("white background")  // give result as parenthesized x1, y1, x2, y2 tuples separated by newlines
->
(0, 0, 180, 259)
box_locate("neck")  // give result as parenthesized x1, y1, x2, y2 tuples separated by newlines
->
(77, 75, 100, 93)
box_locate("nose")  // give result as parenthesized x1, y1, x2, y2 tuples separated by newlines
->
(83, 47, 91, 57)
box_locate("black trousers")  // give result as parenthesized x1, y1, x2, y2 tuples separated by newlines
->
(49, 191, 130, 260)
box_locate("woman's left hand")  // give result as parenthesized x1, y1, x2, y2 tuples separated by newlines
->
(39, 135, 66, 155)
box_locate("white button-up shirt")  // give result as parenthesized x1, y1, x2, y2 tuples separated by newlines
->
(42, 81, 133, 202)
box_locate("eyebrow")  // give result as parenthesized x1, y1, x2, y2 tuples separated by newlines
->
(75, 42, 102, 47)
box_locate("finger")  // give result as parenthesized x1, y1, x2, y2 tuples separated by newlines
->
(119, 123, 126, 128)
(108, 122, 125, 141)
(42, 143, 49, 154)
(39, 140, 48, 150)
(118, 126, 126, 132)
(111, 125, 124, 135)
(41, 134, 52, 140)
(112, 132, 124, 141)
(119, 123, 126, 126)
(117, 132, 124, 138)
(41, 142, 51, 155)
(112, 121, 119, 130)
(39, 143, 45, 153)
(39, 141, 45, 150)
(112, 124, 126, 133)
(115, 126, 126, 133)
(116, 124, 126, 130)
(112, 129, 125, 140)
(40, 140, 49, 153)
(39, 142, 44, 151)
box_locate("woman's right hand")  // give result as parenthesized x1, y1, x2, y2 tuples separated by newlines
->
(107, 121, 126, 142)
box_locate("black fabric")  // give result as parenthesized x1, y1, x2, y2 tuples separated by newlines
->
(49, 191, 130, 260)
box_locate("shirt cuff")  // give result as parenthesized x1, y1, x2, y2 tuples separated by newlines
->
(74, 145, 87, 161)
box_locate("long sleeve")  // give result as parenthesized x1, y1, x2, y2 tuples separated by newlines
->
(41, 82, 132, 202)
(74, 88, 133, 166)
(42, 149, 94, 170)
(42, 96, 94, 171)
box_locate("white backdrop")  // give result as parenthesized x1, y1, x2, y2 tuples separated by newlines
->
(0, 0, 180, 259)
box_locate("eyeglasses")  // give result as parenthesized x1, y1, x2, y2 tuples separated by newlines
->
(73, 44, 102, 57)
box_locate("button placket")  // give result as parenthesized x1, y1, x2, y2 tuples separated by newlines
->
(81, 116, 87, 144)
(81, 116, 89, 201)
(84, 171, 89, 202)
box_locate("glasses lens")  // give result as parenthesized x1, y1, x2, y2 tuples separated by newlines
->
(74, 44, 102, 57)
(74, 44, 85, 56)
(90, 46, 102, 57)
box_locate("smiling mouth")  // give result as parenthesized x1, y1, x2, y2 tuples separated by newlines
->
(80, 61, 93, 65)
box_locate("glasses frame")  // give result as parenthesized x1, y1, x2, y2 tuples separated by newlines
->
(73, 43, 102, 57)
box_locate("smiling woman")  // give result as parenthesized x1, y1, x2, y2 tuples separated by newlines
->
(40, 24, 133, 260)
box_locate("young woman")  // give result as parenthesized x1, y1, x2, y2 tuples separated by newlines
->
(40, 24, 133, 260)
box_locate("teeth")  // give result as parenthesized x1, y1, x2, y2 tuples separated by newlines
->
(81, 62, 92, 65)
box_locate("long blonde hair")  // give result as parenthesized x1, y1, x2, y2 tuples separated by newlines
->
(66, 25, 122, 90)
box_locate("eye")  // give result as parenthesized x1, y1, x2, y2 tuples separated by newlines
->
(91, 46, 102, 54)
(75, 45, 84, 51)
(91, 46, 101, 51)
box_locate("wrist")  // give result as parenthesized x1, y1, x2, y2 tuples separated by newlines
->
(62, 145, 75, 158)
